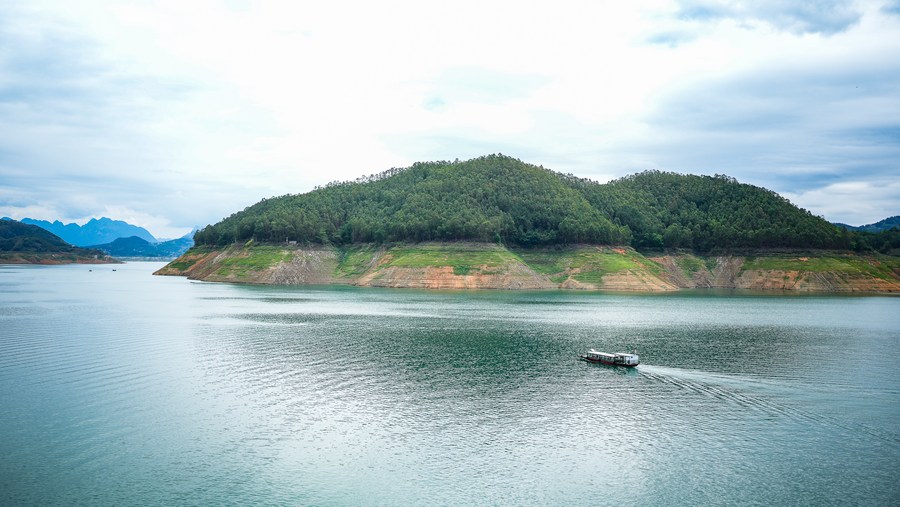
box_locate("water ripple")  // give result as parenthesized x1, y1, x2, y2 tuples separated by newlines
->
(1, 265, 898, 506)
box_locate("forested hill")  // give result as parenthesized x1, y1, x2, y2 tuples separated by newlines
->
(195, 155, 630, 247)
(571, 171, 844, 250)
(1, 219, 80, 252)
(0, 219, 110, 261)
(193, 155, 849, 251)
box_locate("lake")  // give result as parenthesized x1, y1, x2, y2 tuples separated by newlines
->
(1, 262, 898, 505)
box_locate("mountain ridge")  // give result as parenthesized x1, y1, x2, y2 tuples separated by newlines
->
(88, 235, 194, 259)
(836, 215, 900, 233)
(21, 217, 157, 246)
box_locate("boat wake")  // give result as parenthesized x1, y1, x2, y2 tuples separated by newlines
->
(637, 364, 900, 446)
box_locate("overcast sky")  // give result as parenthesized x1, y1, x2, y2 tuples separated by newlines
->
(1, 0, 898, 238)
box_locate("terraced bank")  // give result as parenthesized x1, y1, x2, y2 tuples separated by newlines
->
(155, 243, 900, 293)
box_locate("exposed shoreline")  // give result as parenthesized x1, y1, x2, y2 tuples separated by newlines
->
(154, 242, 900, 293)
(0, 254, 120, 265)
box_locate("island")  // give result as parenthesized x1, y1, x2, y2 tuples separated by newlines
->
(156, 155, 900, 292)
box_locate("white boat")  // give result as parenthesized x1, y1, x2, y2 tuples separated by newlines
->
(579, 349, 640, 367)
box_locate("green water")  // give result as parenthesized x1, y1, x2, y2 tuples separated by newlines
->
(1, 262, 898, 505)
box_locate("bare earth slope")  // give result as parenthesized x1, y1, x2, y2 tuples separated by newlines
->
(648, 253, 900, 292)
(155, 243, 900, 293)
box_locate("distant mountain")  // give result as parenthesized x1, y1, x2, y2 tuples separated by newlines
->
(89, 233, 194, 259)
(156, 227, 200, 243)
(0, 219, 111, 263)
(22, 217, 157, 246)
(836, 216, 900, 233)
(156, 235, 195, 257)
(1, 219, 73, 252)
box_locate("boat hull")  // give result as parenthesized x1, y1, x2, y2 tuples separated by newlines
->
(579, 355, 639, 367)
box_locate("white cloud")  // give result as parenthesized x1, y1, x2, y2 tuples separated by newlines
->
(783, 179, 900, 226)
(1, 0, 898, 236)
(673, 0, 862, 34)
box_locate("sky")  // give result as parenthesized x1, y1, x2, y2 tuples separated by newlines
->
(1, 0, 899, 238)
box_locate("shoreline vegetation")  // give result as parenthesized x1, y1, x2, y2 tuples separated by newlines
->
(155, 242, 900, 293)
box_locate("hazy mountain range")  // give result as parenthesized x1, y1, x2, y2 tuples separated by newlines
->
(1, 217, 196, 259)
(20, 217, 157, 246)
(835, 216, 900, 233)
(87, 235, 196, 259)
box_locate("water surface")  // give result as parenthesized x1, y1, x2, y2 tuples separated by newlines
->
(1, 263, 898, 505)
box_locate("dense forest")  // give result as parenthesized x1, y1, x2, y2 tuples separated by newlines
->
(568, 171, 846, 250)
(193, 155, 890, 252)
(848, 226, 900, 252)
(196, 155, 630, 247)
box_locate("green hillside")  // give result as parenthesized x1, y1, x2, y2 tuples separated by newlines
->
(195, 155, 629, 247)
(193, 155, 855, 252)
(0, 219, 110, 263)
(1, 219, 78, 252)
(834, 216, 900, 252)
(571, 171, 846, 250)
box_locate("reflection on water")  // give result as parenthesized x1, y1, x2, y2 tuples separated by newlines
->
(0, 263, 898, 505)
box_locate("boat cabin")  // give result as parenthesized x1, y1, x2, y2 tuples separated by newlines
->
(580, 349, 640, 367)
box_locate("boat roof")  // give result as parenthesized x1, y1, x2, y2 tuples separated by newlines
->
(588, 349, 635, 357)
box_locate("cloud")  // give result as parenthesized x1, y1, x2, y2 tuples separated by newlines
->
(424, 67, 551, 107)
(631, 6, 900, 221)
(645, 30, 699, 47)
(675, 0, 862, 35)
(0, 2, 281, 236)
(782, 179, 900, 226)
(882, 0, 900, 15)
(0, 0, 898, 235)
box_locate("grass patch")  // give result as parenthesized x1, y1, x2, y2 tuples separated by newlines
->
(167, 259, 199, 271)
(166, 246, 215, 271)
(335, 245, 378, 278)
(216, 246, 292, 277)
(517, 247, 661, 284)
(382, 243, 517, 274)
(516, 250, 574, 276)
(676, 255, 705, 275)
(549, 273, 569, 284)
(453, 265, 472, 275)
(742, 254, 900, 280)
